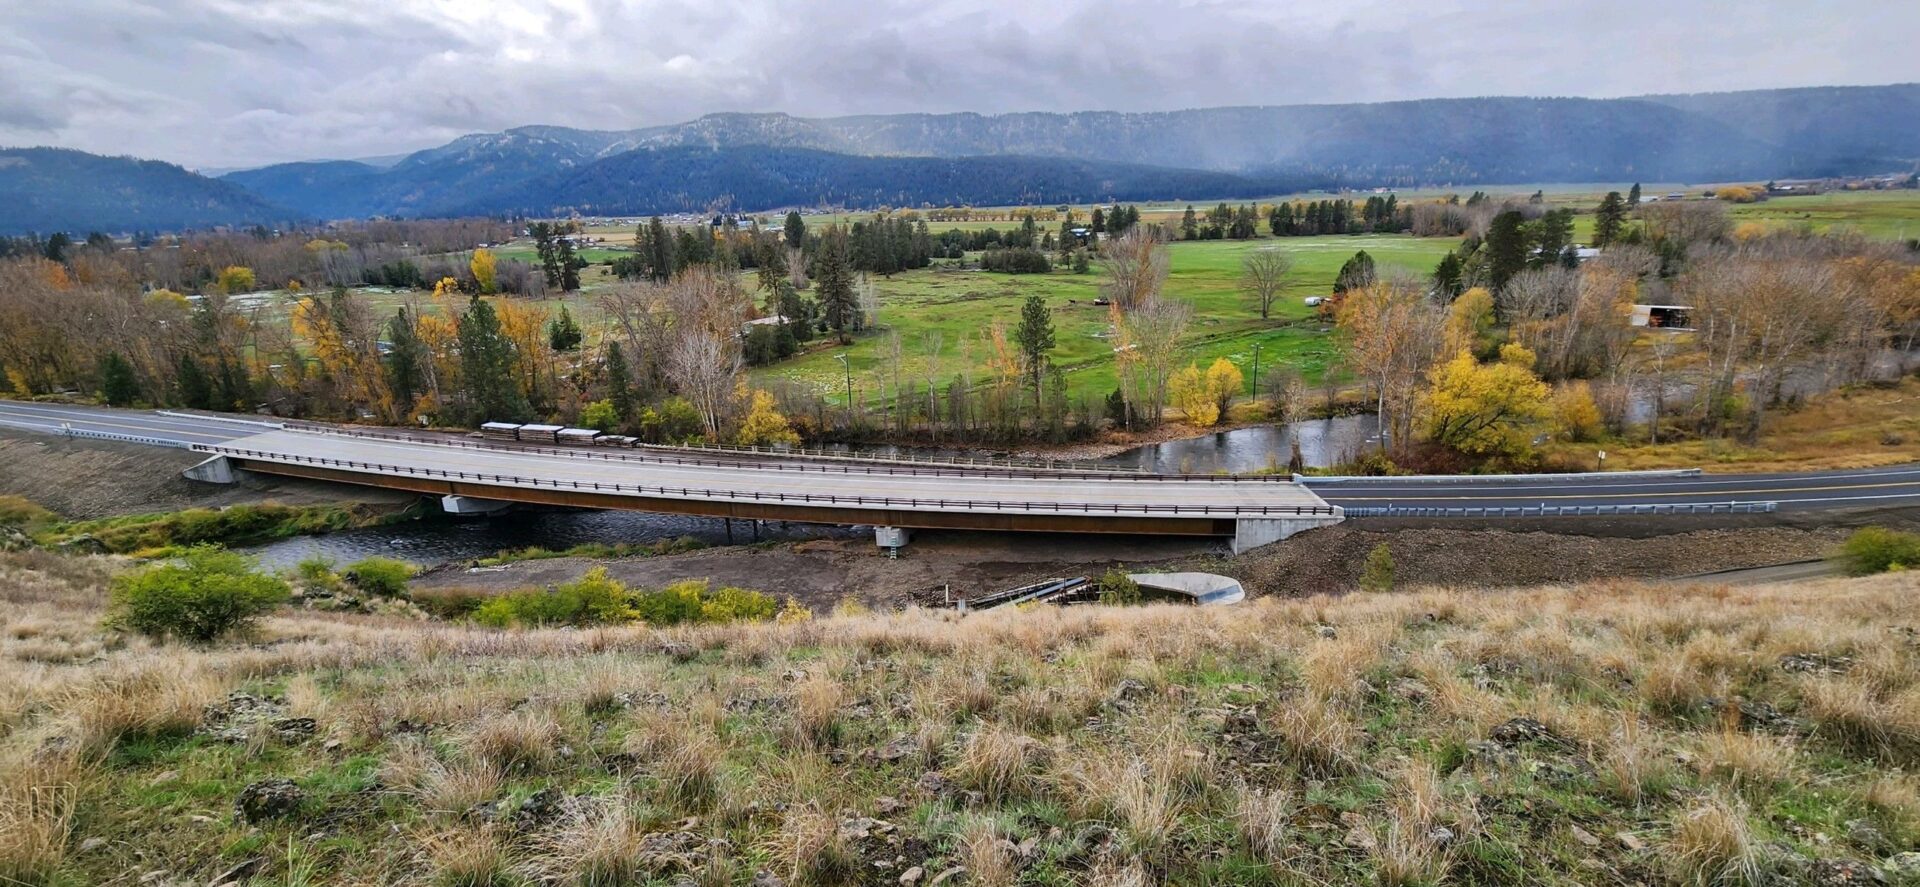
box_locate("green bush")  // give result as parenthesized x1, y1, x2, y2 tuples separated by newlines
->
(699, 584, 780, 622)
(1097, 569, 1141, 606)
(468, 570, 779, 629)
(471, 568, 632, 628)
(1835, 527, 1920, 576)
(1360, 543, 1396, 593)
(108, 546, 290, 643)
(344, 556, 416, 597)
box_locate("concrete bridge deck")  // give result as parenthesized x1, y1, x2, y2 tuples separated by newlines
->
(190, 428, 1343, 552)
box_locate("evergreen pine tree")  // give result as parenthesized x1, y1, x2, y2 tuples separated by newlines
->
(1432, 252, 1465, 300)
(457, 296, 532, 423)
(1593, 192, 1627, 247)
(1014, 292, 1055, 411)
(1484, 210, 1530, 293)
(1627, 183, 1642, 207)
(383, 308, 427, 409)
(175, 354, 213, 409)
(783, 211, 807, 249)
(814, 229, 858, 343)
(547, 305, 583, 351)
(98, 353, 138, 406)
(605, 341, 635, 421)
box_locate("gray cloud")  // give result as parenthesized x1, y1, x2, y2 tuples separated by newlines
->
(0, 0, 1913, 169)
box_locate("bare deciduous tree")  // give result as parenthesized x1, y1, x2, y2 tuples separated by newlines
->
(1101, 226, 1169, 312)
(1112, 299, 1192, 425)
(1240, 249, 1293, 320)
(1336, 276, 1446, 451)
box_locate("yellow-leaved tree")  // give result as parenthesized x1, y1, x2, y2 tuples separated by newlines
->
(734, 387, 801, 446)
(1422, 345, 1552, 460)
(1554, 381, 1605, 442)
(1203, 357, 1243, 420)
(1169, 363, 1219, 427)
(215, 266, 255, 294)
(470, 248, 498, 294)
(1444, 287, 1496, 357)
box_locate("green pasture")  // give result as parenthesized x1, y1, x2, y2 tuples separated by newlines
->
(748, 234, 1459, 404)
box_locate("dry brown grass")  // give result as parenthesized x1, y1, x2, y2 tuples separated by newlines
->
(1666, 796, 1762, 886)
(6, 551, 1920, 884)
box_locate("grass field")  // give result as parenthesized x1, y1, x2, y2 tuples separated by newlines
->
(750, 235, 1460, 405)
(7, 548, 1920, 885)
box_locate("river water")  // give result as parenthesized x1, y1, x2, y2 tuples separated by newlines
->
(240, 414, 1381, 570)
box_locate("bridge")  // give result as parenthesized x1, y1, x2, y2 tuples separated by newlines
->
(5, 402, 1920, 551)
(180, 425, 1341, 552)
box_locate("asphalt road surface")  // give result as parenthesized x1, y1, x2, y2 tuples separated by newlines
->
(1303, 466, 1920, 511)
(5, 401, 1919, 513)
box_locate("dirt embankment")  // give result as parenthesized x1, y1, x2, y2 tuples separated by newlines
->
(413, 507, 1920, 608)
(0, 430, 413, 520)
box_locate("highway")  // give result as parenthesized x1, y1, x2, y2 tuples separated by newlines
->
(1304, 466, 1920, 512)
(5, 401, 1920, 515)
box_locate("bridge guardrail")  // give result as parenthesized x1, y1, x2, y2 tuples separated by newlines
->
(63, 427, 190, 449)
(196, 443, 1340, 518)
(1302, 468, 1704, 485)
(272, 423, 1307, 483)
(154, 410, 285, 429)
(1344, 501, 1777, 518)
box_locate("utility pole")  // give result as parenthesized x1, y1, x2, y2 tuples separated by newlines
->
(1250, 342, 1262, 401)
(836, 352, 854, 428)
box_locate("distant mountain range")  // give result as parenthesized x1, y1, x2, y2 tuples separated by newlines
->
(4, 84, 1917, 235)
(0, 148, 297, 235)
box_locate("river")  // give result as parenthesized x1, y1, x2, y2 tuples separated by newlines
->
(240, 414, 1381, 570)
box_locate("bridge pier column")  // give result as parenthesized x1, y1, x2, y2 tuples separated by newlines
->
(440, 495, 512, 515)
(874, 526, 911, 557)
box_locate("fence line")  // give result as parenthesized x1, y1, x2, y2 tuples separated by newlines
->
(1304, 468, 1704, 485)
(63, 427, 189, 449)
(196, 443, 1339, 518)
(1344, 501, 1778, 518)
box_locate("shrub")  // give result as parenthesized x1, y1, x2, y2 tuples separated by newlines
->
(1098, 569, 1141, 606)
(471, 568, 632, 628)
(1361, 543, 1396, 593)
(0, 494, 53, 529)
(1834, 527, 1920, 576)
(108, 546, 290, 643)
(633, 580, 708, 626)
(344, 556, 416, 597)
(468, 571, 779, 629)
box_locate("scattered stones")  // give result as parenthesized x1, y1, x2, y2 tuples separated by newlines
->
(899, 864, 924, 885)
(200, 693, 287, 744)
(660, 642, 698, 662)
(876, 736, 918, 763)
(749, 870, 785, 887)
(915, 771, 950, 796)
(1808, 858, 1881, 886)
(1570, 825, 1602, 848)
(1617, 831, 1646, 851)
(1882, 852, 1920, 877)
(269, 717, 317, 743)
(1489, 717, 1569, 750)
(927, 866, 966, 886)
(1314, 624, 1338, 639)
(234, 779, 304, 824)
(1781, 653, 1855, 675)
(77, 837, 106, 853)
(512, 788, 574, 831)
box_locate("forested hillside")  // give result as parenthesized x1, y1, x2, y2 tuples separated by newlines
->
(0, 148, 295, 235)
(447, 146, 1292, 218)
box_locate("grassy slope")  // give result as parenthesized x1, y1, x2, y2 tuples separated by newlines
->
(7, 551, 1920, 885)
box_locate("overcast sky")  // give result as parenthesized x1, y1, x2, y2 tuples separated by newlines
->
(4, 0, 1916, 170)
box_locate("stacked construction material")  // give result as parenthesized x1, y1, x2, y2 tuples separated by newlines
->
(480, 422, 522, 442)
(557, 427, 601, 445)
(517, 424, 563, 443)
